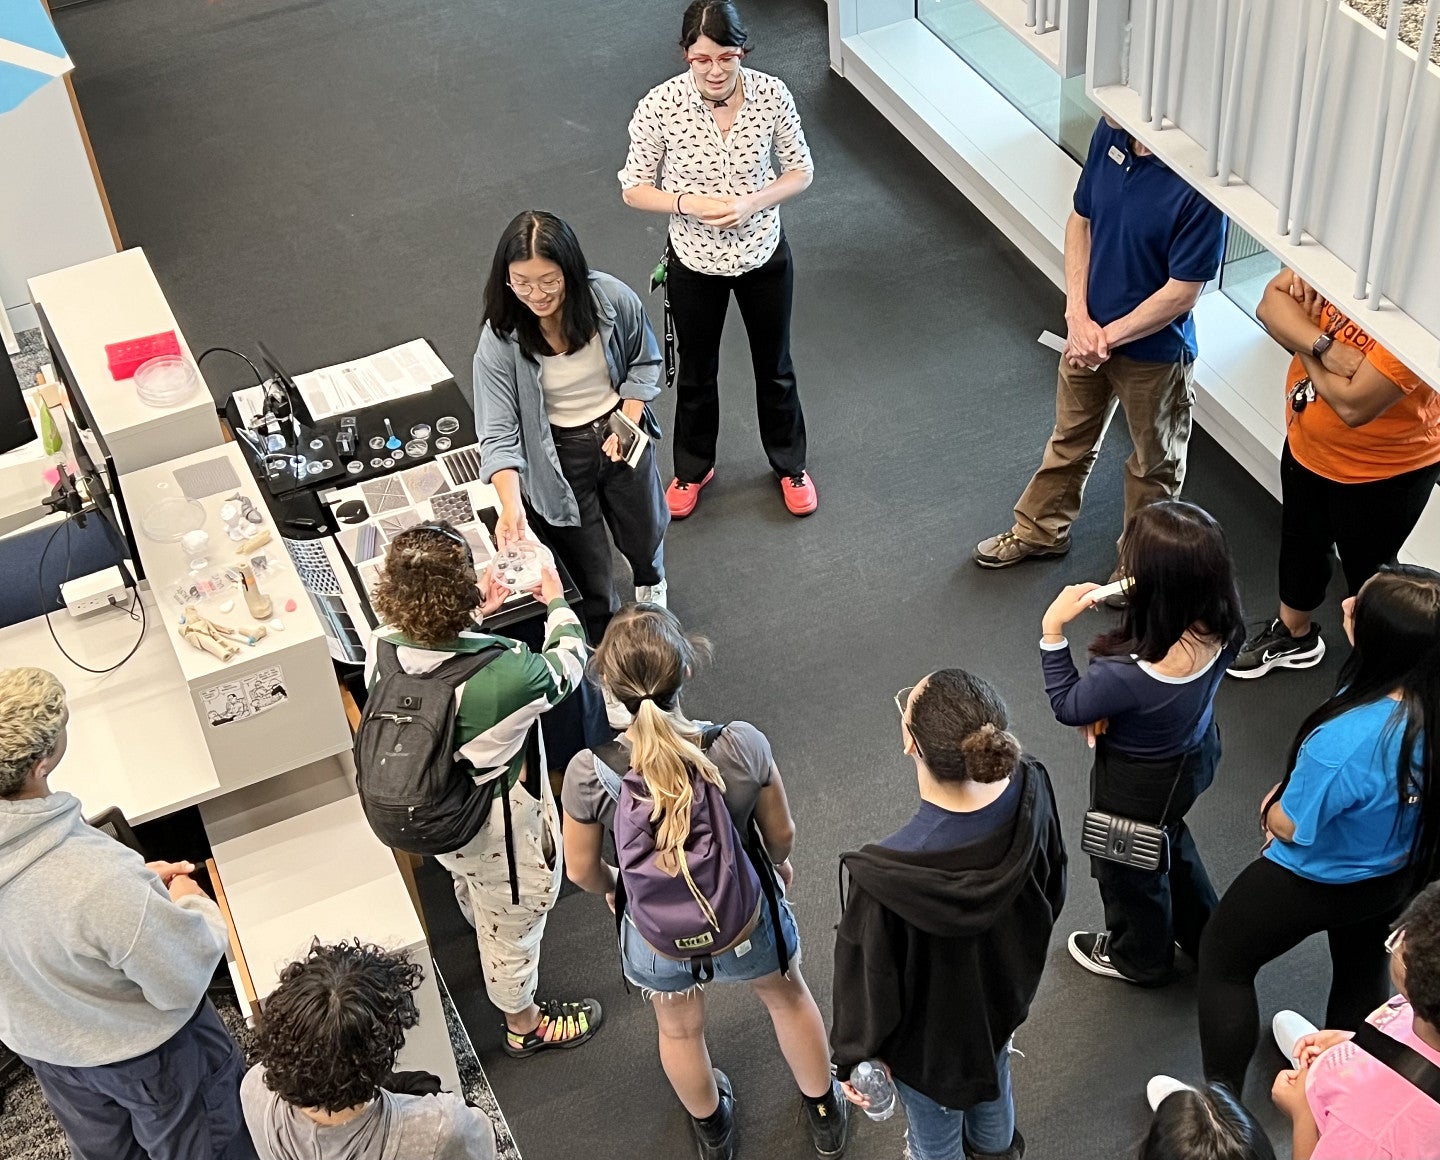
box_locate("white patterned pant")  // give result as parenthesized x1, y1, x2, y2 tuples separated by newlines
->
(437, 770, 563, 1015)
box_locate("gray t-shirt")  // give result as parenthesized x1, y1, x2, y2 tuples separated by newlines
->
(241, 1066, 496, 1160)
(561, 720, 775, 833)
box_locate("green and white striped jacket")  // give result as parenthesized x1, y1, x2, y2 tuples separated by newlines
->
(364, 598, 587, 791)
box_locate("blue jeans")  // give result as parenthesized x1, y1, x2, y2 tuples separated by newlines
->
(895, 1044, 1014, 1160)
(620, 897, 800, 995)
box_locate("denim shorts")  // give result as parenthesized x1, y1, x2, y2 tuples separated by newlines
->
(619, 896, 800, 995)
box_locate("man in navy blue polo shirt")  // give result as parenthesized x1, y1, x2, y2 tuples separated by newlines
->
(975, 117, 1225, 571)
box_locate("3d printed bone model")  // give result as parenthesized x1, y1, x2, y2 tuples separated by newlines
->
(178, 606, 267, 662)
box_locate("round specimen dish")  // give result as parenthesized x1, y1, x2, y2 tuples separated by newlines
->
(434, 437, 452, 451)
(405, 440, 428, 458)
(410, 424, 432, 440)
(435, 416, 460, 435)
(140, 496, 206, 543)
(133, 356, 201, 408)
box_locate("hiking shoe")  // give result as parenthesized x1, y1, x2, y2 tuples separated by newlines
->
(965, 1129, 1026, 1160)
(973, 531, 1069, 569)
(783, 471, 818, 516)
(501, 998, 603, 1058)
(667, 470, 714, 519)
(1227, 619, 1325, 679)
(1146, 1075, 1194, 1112)
(805, 1078, 851, 1158)
(1068, 931, 1125, 980)
(635, 579, 668, 607)
(691, 1069, 736, 1160)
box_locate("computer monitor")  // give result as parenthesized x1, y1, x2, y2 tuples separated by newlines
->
(0, 348, 37, 455)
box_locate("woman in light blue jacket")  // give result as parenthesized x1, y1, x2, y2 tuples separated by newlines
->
(475, 210, 669, 639)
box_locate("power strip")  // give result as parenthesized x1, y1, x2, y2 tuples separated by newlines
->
(60, 566, 132, 618)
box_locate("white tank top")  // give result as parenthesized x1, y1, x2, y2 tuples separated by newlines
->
(539, 333, 619, 428)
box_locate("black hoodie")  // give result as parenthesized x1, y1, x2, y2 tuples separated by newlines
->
(830, 757, 1067, 1110)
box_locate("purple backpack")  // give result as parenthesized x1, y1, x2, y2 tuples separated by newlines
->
(595, 725, 774, 979)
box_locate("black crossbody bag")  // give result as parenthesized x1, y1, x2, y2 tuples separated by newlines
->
(1352, 1020, 1440, 1104)
(1081, 743, 1187, 873)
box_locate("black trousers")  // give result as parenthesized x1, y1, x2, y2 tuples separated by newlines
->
(527, 414, 668, 642)
(22, 1001, 255, 1160)
(1197, 856, 1413, 1096)
(1279, 440, 1440, 611)
(668, 236, 808, 482)
(1090, 725, 1220, 984)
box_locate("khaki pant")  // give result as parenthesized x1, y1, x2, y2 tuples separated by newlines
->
(437, 767, 563, 1015)
(1012, 355, 1195, 550)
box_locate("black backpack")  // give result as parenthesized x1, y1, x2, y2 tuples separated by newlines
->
(355, 640, 506, 858)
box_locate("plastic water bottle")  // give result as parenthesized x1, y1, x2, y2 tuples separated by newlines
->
(851, 1060, 896, 1121)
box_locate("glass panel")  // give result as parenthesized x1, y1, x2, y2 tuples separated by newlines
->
(1218, 223, 1281, 321)
(917, 0, 1098, 165)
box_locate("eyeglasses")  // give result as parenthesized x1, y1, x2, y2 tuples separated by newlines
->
(895, 686, 927, 759)
(1385, 927, 1405, 955)
(687, 50, 745, 68)
(507, 277, 564, 299)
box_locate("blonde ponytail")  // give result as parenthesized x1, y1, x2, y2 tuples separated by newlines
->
(630, 697, 726, 928)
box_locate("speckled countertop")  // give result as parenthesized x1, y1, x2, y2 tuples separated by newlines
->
(1348, 0, 1440, 65)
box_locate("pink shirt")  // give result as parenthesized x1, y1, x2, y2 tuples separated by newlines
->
(1307, 996, 1440, 1159)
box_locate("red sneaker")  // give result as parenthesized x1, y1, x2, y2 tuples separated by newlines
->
(666, 469, 714, 519)
(782, 471, 817, 516)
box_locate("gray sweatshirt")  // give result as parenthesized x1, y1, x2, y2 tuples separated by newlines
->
(242, 1067, 497, 1160)
(0, 791, 228, 1066)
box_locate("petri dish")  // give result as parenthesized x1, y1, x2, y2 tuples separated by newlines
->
(140, 496, 206, 542)
(405, 439, 428, 458)
(134, 356, 201, 408)
(410, 423, 432, 440)
(435, 416, 460, 436)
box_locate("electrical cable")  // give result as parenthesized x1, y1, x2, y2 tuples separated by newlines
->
(38, 511, 148, 674)
(196, 347, 265, 409)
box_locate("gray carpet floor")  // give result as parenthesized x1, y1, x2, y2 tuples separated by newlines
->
(54, 1, 1352, 1156)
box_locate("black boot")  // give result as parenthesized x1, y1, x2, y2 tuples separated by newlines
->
(965, 1128, 1025, 1160)
(691, 1069, 736, 1160)
(804, 1078, 852, 1158)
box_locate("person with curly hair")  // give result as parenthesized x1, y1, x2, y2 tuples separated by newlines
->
(0, 668, 255, 1160)
(241, 940, 496, 1159)
(366, 523, 602, 1058)
(832, 670, 1067, 1160)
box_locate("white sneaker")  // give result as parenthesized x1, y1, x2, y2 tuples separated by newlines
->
(635, 580, 668, 607)
(1273, 1009, 1319, 1069)
(1146, 1074, 1194, 1112)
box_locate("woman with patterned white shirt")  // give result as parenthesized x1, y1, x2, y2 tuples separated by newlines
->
(620, 1, 818, 520)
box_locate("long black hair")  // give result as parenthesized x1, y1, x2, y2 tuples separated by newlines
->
(1138, 1083, 1276, 1160)
(480, 210, 598, 363)
(679, 1, 750, 51)
(1091, 500, 1245, 662)
(1281, 565, 1440, 878)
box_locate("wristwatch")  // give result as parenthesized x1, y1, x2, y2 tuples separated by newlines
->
(1311, 332, 1334, 359)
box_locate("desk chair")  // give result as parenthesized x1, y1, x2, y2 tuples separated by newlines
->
(0, 511, 131, 628)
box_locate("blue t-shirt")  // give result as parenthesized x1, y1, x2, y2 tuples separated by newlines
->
(882, 777, 1022, 853)
(1072, 120, 1226, 364)
(1266, 699, 1423, 884)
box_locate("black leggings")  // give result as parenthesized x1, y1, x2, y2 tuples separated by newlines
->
(1279, 441, 1440, 611)
(1197, 856, 1413, 1095)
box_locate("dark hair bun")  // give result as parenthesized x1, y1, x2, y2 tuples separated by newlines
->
(960, 723, 1021, 784)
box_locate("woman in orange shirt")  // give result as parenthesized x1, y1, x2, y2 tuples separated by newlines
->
(1227, 270, 1440, 678)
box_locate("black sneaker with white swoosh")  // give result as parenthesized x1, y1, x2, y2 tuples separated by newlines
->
(1227, 619, 1326, 679)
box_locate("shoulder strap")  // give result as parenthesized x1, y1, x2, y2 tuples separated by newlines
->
(1352, 1020, 1440, 1104)
(700, 722, 727, 749)
(432, 642, 507, 688)
(592, 741, 628, 803)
